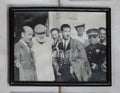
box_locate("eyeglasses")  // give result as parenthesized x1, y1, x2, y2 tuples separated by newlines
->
(88, 35, 98, 39)
(35, 31, 46, 35)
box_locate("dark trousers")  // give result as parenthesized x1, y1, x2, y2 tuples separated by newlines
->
(14, 66, 19, 81)
(58, 64, 78, 82)
(89, 70, 106, 82)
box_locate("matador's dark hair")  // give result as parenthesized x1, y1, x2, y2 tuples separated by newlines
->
(60, 24, 71, 32)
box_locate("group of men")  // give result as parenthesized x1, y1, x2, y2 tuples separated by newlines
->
(14, 23, 106, 82)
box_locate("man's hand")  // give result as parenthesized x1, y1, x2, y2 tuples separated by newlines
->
(57, 71, 61, 76)
(91, 63, 98, 70)
(101, 62, 106, 72)
(56, 68, 61, 76)
(15, 60, 22, 68)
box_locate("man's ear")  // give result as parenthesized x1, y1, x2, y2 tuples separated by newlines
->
(21, 32, 25, 38)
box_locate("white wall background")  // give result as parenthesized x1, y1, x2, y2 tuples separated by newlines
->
(49, 12, 106, 37)
(0, 0, 120, 93)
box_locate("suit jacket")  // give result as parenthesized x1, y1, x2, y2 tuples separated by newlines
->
(58, 38, 91, 81)
(14, 40, 37, 81)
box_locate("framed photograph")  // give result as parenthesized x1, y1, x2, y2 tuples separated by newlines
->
(9, 7, 111, 86)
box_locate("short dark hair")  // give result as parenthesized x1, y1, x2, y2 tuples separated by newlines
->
(98, 27, 106, 33)
(60, 24, 71, 32)
(50, 28, 60, 34)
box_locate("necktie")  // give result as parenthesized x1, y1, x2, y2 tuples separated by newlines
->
(27, 44, 33, 59)
(64, 40, 67, 51)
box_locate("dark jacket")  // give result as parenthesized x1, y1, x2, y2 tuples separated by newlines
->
(57, 38, 91, 81)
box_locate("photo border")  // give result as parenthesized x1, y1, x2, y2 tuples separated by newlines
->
(9, 7, 111, 86)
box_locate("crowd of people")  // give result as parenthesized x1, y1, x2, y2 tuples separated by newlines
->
(14, 23, 107, 82)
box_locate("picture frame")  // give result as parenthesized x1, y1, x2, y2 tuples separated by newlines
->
(9, 7, 111, 86)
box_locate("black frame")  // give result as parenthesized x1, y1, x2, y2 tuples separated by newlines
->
(9, 7, 111, 86)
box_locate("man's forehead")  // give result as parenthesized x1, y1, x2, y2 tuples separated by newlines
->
(100, 29, 106, 33)
(52, 30, 58, 33)
(63, 27, 70, 30)
(89, 34, 99, 36)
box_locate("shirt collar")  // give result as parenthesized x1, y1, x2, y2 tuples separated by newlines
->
(20, 39, 28, 47)
(63, 38, 71, 43)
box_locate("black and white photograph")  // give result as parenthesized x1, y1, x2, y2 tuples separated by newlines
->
(9, 7, 111, 86)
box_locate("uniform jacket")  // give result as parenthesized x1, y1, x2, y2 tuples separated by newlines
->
(85, 43, 106, 81)
(14, 40, 37, 81)
(85, 43, 106, 70)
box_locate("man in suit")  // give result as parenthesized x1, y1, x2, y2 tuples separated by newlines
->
(57, 24, 91, 82)
(85, 28, 106, 81)
(14, 26, 37, 81)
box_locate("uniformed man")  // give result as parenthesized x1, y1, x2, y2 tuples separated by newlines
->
(85, 28, 106, 82)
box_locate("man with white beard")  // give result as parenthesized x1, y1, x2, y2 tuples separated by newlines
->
(32, 24, 55, 81)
